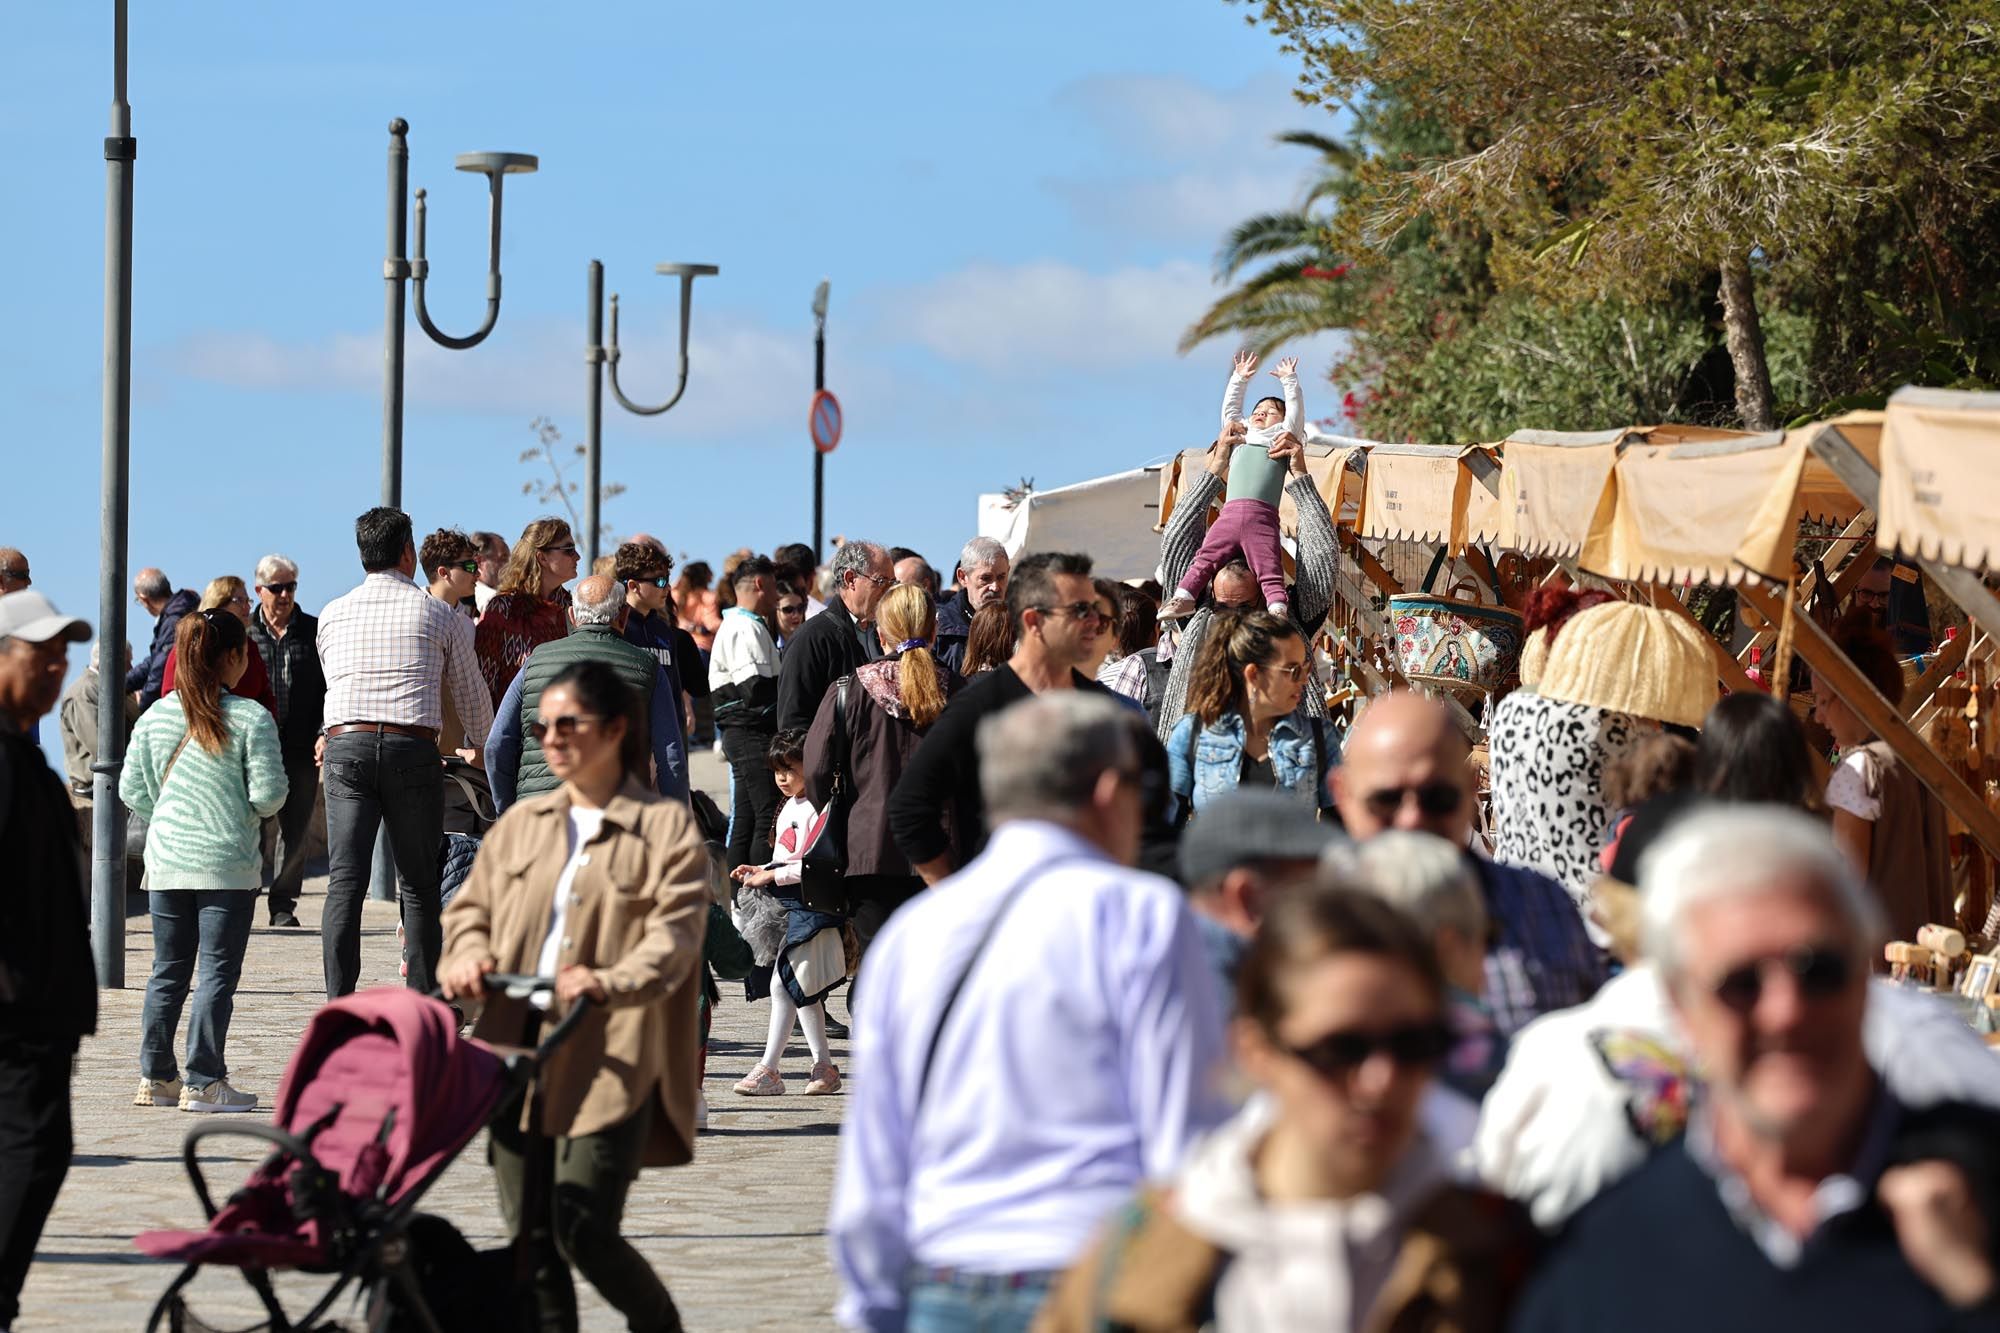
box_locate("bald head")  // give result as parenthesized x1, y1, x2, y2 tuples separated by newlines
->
(571, 575, 624, 627)
(1332, 691, 1474, 843)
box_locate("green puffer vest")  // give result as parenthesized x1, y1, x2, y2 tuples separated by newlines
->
(516, 624, 660, 801)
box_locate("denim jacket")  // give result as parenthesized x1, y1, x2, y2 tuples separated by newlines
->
(1166, 709, 1338, 816)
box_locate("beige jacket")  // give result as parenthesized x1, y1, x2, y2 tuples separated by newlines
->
(440, 778, 708, 1167)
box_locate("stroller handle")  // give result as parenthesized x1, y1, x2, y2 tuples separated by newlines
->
(446, 973, 597, 1073)
(180, 1120, 326, 1221)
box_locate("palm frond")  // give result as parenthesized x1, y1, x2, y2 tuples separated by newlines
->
(1274, 130, 1360, 173)
(1216, 211, 1324, 278)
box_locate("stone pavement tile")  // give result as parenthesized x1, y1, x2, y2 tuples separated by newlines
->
(23, 849, 846, 1328)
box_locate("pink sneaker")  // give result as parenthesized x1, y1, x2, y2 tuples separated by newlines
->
(732, 1065, 784, 1097)
(804, 1061, 843, 1096)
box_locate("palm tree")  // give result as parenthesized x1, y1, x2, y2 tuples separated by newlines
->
(1180, 131, 1359, 357)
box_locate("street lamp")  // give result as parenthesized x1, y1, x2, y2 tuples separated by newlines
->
(581, 260, 719, 565)
(379, 119, 537, 508)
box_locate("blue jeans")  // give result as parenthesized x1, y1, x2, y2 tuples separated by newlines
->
(141, 891, 255, 1086)
(906, 1270, 1056, 1333)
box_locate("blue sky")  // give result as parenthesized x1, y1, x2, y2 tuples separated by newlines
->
(4, 2, 1347, 753)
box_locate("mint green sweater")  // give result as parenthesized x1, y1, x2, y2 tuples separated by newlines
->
(120, 695, 288, 892)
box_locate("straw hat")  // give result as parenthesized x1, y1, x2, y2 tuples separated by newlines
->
(1535, 602, 1717, 728)
(1518, 627, 1551, 690)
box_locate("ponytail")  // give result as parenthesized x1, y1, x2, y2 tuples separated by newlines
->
(1183, 608, 1298, 728)
(175, 609, 248, 754)
(876, 584, 946, 728)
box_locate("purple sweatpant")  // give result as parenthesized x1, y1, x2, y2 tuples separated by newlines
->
(1179, 498, 1287, 608)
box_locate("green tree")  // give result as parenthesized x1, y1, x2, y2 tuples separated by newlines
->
(1241, 0, 2000, 429)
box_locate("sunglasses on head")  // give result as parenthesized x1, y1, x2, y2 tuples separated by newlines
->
(528, 714, 602, 742)
(1, 567, 30, 583)
(1708, 944, 1854, 1013)
(1362, 781, 1464, 818)
(261, 581, 298, 595)
(1285, 1022, 1453, 1080)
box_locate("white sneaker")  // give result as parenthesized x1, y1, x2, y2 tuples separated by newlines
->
(180, 1078, 257, 1114)
(134, 1076, 182, 1108)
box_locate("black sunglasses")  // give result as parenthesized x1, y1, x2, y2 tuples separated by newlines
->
(1362, 782, 1464, 818)
(529, 714, 603, 742)
(0, 567, 29, 583)
(1034, 601, 1106, 624)
(542, 544, 579, 558)
(1286, 1022, 1454, 1080)
(261, 581, 298, 595)
(1709, 944, 1854, 1013)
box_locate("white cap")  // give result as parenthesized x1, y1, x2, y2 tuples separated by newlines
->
(0, 591, 91, 645)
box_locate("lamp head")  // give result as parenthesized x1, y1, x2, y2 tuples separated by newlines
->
(454, 152, 539, 177)
(812, 280, 830, 321)
(654, 263, 720, 279)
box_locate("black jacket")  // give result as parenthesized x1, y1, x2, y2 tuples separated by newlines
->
(128, 588, 198, 710)
(0, 722, 98, 1048)
(934, 589, 975, 677)
(248, 607, 326, 762)
(887, 666, 1179, 876)
(776, 597, 877, 734)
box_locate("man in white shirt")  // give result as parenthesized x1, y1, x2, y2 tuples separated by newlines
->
(830, 691, 1230, 1332)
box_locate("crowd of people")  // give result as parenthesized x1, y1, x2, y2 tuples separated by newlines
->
(0, 387, 1997, 1333)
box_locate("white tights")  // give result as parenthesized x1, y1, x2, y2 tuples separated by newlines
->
(760, 985, 830, 1070)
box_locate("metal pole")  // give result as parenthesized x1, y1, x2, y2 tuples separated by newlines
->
(91, 0, 136, 988)
(813, 318, 826, 560)
(585, 261, 605, 566)
(381, 118, 409, 508)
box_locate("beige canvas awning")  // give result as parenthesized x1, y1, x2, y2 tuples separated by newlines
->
(1481, 428, 1624, 555)
(1358, 444, 1500, 549)
(1155, 442, 1361, 537)
(1575, 424, 1874, 584)
(1878, 388, 2000, 573)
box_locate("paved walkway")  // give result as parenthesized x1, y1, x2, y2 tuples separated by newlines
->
(21, 753, 848, 1331)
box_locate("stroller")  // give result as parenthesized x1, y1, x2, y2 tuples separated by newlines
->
(136, 977, 587, 1333)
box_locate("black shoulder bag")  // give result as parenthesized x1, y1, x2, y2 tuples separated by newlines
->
(799, 677, 852, 915)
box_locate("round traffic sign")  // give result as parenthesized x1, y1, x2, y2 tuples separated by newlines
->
(811, 389, 843, 454)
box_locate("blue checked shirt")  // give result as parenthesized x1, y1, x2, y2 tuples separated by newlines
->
(1472, 855, 1608, 1038)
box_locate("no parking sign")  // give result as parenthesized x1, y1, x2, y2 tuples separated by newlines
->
(811, 390, 843, 454)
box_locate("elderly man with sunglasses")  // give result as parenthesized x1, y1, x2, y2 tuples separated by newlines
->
(1331, 691, 1604, 1037)
(1512, 804, 2000, 1330)
(776, 539, 893, 734)
(248, 554, 325, 928)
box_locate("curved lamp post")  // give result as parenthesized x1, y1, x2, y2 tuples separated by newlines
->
(582, 260, 719, 564)
(380, 119, 537, 508)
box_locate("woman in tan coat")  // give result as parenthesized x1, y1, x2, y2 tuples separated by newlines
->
(442, 659, 708, 1333)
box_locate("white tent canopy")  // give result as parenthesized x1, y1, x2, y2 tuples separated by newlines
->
(977, 467, 1163, 583)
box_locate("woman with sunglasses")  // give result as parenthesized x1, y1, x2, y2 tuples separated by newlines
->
(158, 575, 278, 720)
(1166, 608, 1336, 821)
(441, 659, 709, 1332)
(474, 516, 580, 707)
(1043, 882, 1537, 1330)
(123, 609, 289, 1114)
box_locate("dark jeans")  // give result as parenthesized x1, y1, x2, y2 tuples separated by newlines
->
(906, 1270, 1056, 1333)
(720, 726, 780, 869)
(490, 1092, 678, 1333)
(141, 890, 255, 1085)
(847, 874, 925, 955)
(323, 732, 444, 999)
(263, 752, 320, 918)
(0, 1039, 73, 1327)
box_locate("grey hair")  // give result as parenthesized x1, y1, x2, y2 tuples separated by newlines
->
(571, 580, 624, 626)
(254, 553, 298, 587)
(1639, 804, 1887, 978)
(135, 569, 171, 600)
(831, 540, 885, 584)
(979, 692, 1142, 824)
(1323, 831, 1487, 941)
(959, 536, 1008, 574)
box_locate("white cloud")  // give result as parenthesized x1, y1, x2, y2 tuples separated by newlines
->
(163, 310, 811, 435)
(874, 259, 1217, 373)
(1045, 72, 1339, 242)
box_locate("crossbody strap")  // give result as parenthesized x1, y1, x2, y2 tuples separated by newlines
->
(914, 856, 1085, 1112)
(830, 676, 851, 802)
(159, 732, 193, 794)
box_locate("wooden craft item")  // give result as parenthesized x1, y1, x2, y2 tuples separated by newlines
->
(1918, 924, 1968, 959)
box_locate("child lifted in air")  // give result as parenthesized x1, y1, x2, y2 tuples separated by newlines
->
(1158, 351, 1304, 623)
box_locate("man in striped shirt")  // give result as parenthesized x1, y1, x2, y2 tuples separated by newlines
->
(316, 507, 495, 999)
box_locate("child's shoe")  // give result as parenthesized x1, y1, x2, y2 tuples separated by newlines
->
(732, 1065, 784, 1097)
(1267, 600, 1289, 618)
(1157, 592, 1198, 623)
(804, 1061, 843, 1096)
